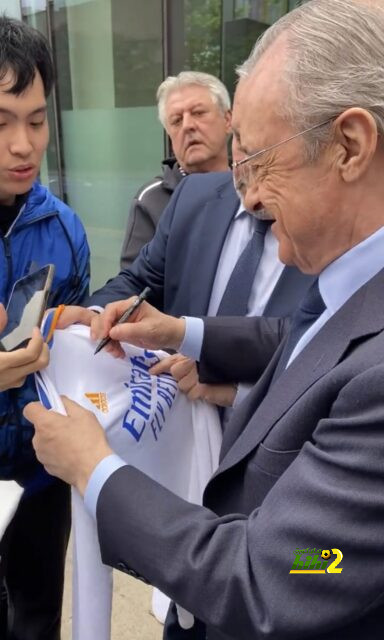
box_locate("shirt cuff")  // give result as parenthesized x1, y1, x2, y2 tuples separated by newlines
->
(84, 454, 126, 519)
(179, 317, 204, 360)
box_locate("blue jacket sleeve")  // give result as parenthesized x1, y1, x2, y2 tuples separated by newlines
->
(50, 213, 90, 307)
(70, 226, 90, 305)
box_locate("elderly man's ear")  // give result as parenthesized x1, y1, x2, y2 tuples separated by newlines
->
(333, 108, 379, 182)
(224, 109, 232, 134)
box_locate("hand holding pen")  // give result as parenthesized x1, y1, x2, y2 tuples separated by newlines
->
(94, 287, 152, 355)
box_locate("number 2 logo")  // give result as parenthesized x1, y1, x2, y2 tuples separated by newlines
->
(322, 548, 343, 573)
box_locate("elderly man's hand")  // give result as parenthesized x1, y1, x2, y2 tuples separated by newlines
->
(24, 397, 113, 495)
(151, 354, 237, 407)
(0, 304, 49, 390)
(90, 298, 186, 358)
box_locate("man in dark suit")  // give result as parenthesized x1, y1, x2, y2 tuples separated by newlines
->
(83, 170, 312, 319)
(25, 1, 384, 638)
(65, 166, 313, 431)
(59, 134, 312, 636)
(62, 165, 312, 639)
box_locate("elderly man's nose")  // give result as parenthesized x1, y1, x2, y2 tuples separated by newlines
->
(182, 112, 196, 129)
(243, 185, 263, 215)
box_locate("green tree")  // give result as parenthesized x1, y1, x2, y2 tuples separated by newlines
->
(184, 0, 222, 76)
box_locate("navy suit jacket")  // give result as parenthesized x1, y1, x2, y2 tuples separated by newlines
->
(88, 172, 313, 319)
(96, 266, 384, 640)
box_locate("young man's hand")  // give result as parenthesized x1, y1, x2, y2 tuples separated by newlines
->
(56, 305, 98, 329)
(0, 304, 49, 390)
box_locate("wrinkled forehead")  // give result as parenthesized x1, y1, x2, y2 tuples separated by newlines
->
(165, 85, 216, 115)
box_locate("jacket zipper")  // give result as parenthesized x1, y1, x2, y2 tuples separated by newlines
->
(0, 201, 28, 296)
(2, 235, 13, 297)
(9, 210, 58, 234)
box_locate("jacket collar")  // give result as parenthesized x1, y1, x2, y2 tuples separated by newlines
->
(16, 181, 56, 224)
(185, 174, 240, 315)
(216, 267, 384, 474)
(161, 157, 184, 191)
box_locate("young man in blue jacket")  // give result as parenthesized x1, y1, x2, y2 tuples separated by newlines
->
(0, 16, 90, 639)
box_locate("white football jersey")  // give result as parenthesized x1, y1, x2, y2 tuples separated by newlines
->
(36, 318, 222, 639)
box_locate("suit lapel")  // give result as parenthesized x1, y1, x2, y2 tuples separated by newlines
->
(216, 270, 384, 476)
(188, 180, 239, 315)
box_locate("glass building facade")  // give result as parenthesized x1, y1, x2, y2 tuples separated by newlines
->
(4, 0, 307, 289)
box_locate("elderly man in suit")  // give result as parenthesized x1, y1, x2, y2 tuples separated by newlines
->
(25, 1, 384, 638)
(59, 140, 313, 639)
(60, 143, 312, 421)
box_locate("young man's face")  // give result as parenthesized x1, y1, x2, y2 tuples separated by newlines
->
(0, 69, 49, 205)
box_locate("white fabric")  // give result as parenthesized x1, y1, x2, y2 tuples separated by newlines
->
(0, 481, 23, 541)
(35, 324, 222, 640)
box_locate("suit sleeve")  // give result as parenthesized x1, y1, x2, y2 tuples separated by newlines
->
(96, 363, 384, 639)
(198, 315, 289, 383)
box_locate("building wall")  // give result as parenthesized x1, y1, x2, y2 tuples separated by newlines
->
(53, 0, 163, 288)
(13, 0, 303, 290)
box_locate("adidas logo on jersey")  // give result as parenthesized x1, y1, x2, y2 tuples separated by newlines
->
(85, 392, 109, 413)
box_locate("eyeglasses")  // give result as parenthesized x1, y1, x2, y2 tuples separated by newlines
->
(232, 118, 334, 188)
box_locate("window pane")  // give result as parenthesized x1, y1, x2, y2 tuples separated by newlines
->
(3, 0, 21, 18)
(25, 0, 164, 291)
(166, 0, 222, 77)
(53, 0, 163, 290)
(222, 0, 308, 97)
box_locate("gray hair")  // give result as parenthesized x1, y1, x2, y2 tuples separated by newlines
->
(157, 71, 231, 128)
(237, 0, 384, 160)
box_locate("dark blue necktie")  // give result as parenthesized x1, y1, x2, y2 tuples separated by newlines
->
(217, 218, 270, 316)
(271, 279, 326, 382)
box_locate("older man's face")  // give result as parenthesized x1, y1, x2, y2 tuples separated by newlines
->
(232, 44, 349, 275)
(164, 84, 231, 174)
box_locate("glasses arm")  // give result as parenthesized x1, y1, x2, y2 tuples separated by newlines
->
(232, 117, 334, 169)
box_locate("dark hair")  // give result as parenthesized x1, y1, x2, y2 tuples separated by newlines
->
(0, 15, 54, 97)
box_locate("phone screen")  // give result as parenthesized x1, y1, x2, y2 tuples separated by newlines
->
(0, 264, 55, 352)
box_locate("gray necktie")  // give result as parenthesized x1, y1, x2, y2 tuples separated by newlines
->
(271, 279, 325, 383)
(217, 218, 270, 316)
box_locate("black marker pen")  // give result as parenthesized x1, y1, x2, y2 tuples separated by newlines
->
(94, 286, 152, 355)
